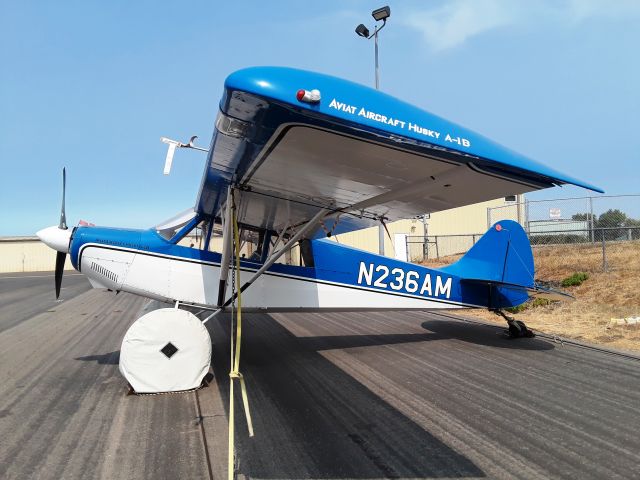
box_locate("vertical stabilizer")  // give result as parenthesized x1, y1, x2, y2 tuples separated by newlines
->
(440, 220, 535, 308)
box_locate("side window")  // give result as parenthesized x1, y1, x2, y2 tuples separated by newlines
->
(176, 220, 208, 250)
(174, 221, 302, 266)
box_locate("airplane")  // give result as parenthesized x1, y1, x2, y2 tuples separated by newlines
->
(36, 66, 602, 371)
(35, 67, 603, 473)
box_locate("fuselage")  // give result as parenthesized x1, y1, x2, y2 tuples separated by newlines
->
(66, 225, 493, 312)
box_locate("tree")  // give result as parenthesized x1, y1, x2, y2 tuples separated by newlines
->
(598, 209, 627, 227)
(572, 212, 597, 223)
(598, 209, 628, 240)
(571, 209, 640, 241)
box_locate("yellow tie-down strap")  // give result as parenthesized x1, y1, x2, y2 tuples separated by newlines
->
(228, 204, 254, 479)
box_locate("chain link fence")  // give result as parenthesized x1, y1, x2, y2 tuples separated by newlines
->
(406, 194, 640, 275)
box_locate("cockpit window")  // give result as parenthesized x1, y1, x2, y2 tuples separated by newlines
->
(154, 208, 197, 241)
(177, 219, 210, 249)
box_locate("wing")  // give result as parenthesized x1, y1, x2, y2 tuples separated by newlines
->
(195, 66, 602, 237)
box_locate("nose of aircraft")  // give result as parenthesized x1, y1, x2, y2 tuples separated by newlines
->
(37, 225, 72, 253)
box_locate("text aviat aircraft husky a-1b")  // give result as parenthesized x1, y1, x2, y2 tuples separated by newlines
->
(37, 66, 602, 390)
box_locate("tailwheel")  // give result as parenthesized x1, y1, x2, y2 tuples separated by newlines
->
(507, 319, 535, 338)
(494, 310, 535, 339)
(517, 320, 535, 338)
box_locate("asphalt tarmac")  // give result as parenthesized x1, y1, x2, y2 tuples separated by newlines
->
(1, 273, 639, 479)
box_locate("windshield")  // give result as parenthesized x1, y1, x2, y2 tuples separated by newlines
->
(154, 208, 197, 240)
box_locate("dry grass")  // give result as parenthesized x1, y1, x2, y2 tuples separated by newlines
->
(426, 242, 640, 353)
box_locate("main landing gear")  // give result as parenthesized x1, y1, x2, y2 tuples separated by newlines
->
(119, 307, 212, 394)
(494, 310, 535, 338)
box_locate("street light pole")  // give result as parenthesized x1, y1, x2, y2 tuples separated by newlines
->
(374, 28, 379, 90)
(374, 26, 384, 255)
(356, 6, 390, 256)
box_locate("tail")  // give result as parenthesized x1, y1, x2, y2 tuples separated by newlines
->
(441, 220, 571, 309)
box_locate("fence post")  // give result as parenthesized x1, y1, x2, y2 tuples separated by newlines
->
(589, 197, 595, 243)
(422, 215, 428, 262)
(486, 208, 491, 230)
(628, 228, 632, 241)
(435, 236, 440, 259)
(602, 232, 607, 272)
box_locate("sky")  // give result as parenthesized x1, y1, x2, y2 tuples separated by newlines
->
(1, 0, 639, 235)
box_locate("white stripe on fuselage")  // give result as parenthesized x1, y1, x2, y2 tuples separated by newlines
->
(78, 243, 479, 311)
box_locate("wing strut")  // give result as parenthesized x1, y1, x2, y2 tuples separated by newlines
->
(216, 187, 234, 307)
(203, 201, 331, 324)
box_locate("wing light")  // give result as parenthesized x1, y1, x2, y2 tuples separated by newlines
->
(296, 89, 321, 104)
(215, 112, 250, 138)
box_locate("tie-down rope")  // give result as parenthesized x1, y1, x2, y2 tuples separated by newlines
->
(228, 200, 254, 480)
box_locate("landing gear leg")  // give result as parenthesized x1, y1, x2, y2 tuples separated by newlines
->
(494, 310, 535, 338)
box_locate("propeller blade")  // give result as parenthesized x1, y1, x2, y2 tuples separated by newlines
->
(59, 168, 67, 230)
(55, 251, 66, 299)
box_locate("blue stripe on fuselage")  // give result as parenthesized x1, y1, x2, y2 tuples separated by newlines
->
(69, 226, 487, 306)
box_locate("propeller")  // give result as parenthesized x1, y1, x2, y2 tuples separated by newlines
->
(59, 168, 67, 230)
(37, 169, 73, 300)
(55, 251, 66, 299)
(55, 168, 68, 299)
(38, 171, 93, 299)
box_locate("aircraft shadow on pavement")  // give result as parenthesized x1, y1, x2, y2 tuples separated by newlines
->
(420, 319, 555, 351)
(208, 313, 485, 479)
(75, 350, 120, 365)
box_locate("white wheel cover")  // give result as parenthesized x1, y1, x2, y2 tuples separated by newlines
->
(119, 308, 212, 393)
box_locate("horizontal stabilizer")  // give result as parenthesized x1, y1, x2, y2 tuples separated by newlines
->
(441, 220, 574, 308)
(461, 279, 574, 302)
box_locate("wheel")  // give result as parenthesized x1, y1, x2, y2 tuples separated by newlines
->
(508, 322, 523, 338)
(516, 321, 535, 338)
(120, 308, 212, 393)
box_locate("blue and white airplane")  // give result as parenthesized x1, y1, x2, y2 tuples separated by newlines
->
(37, 66, 602, 338)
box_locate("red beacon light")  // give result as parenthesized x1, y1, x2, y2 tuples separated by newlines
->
(296, 89, 321, 104)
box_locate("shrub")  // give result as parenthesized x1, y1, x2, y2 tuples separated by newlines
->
(506, 297, 552, 313)
(561, 272, 589, 287)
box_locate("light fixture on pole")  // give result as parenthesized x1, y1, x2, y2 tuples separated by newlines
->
(354, 5, 390, 90)
(355, 24, 370, 38)
(355, 6, 391, 255)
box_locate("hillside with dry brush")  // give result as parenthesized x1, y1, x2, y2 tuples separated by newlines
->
(425, 241, 640, 353)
